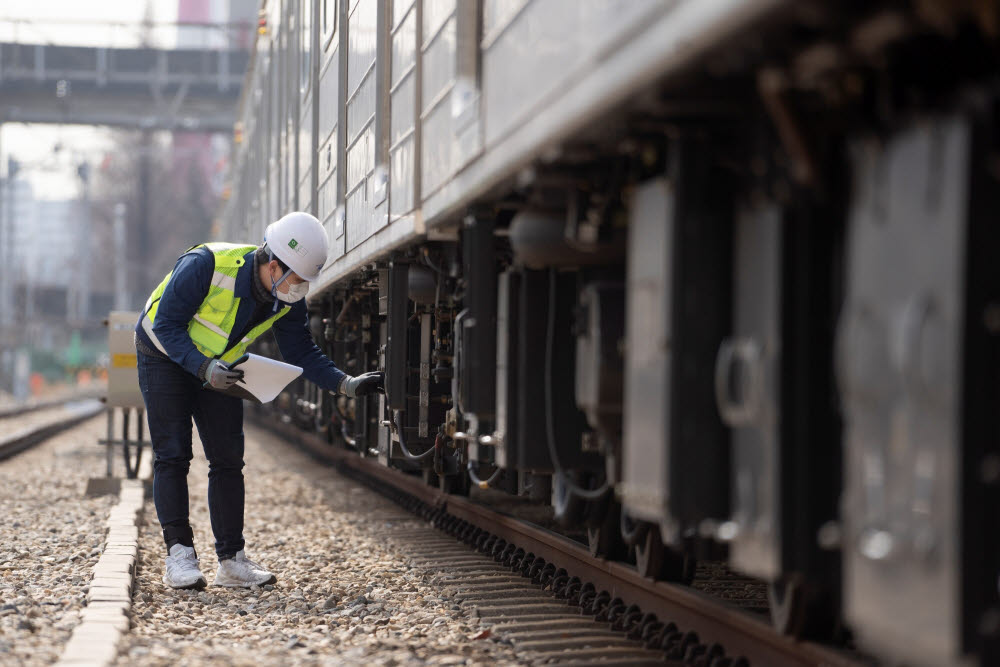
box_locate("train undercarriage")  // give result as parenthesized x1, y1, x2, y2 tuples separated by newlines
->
(241, 3, 1000, 665)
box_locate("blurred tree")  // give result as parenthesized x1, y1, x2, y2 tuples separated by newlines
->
(89, 130, 222, 311)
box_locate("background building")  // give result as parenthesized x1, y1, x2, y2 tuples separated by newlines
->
(0, 0, 256, 396)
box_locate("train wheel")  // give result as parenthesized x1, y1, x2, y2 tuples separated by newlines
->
(587, 500, 627, 560)
(768, 575, 836, 639)
(634, 523, 696, 584)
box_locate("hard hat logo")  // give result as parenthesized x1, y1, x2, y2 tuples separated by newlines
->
(287, 237, 309, 257)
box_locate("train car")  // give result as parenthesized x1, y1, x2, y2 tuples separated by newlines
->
(218, 2, 1000, 665)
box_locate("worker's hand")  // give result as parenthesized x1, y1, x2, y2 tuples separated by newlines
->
(340, 371, 385, 397)
(202, 358, 245, 389)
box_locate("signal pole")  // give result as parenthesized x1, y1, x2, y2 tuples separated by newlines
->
(113, 202, 129, 311)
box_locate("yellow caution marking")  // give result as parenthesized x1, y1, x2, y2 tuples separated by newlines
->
(112, 353, 138, 368)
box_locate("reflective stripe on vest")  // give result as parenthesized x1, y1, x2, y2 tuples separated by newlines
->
(141, 243, 290, 363)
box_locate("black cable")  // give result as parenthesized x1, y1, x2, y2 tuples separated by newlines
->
(545, 269, 610, 502)
(433, 270, 441, 320)
(392, 410, 436, 461)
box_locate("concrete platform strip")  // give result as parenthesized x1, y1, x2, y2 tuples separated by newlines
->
(55, 479, 145, 667)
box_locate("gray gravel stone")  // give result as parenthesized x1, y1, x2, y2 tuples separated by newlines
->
(0, 412, 118, 665)
(114, 423, 525, 665)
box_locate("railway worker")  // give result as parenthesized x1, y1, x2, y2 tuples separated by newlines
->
(133, 211, 384, 590)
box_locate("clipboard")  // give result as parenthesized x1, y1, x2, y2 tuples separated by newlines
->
(209, 353, 302, 404)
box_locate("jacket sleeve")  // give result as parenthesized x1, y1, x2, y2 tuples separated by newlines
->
(272, 300, 347, 393)
(150, 249, 214, 378)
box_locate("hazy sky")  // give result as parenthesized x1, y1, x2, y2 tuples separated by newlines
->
(1, 1, 182, 198)
(0, 0, 179, 47)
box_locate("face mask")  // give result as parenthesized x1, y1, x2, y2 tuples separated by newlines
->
(269, 264, 309, 306)
(279, 280, 309, 303)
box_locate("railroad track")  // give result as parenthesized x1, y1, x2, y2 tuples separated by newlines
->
(254, 416, 863, 667)
(381, 524, 670, 665)
(0, 399, 104, 461)
(0, 391, 101, 420)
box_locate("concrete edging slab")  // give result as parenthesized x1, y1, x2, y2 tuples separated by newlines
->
(56, 480, 146, 667)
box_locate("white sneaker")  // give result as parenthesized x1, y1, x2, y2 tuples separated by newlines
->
(163, 544, 207, 590)
(213, 549, 277, 588)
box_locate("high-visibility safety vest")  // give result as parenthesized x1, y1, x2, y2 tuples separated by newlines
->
(141, 243, 290, 363)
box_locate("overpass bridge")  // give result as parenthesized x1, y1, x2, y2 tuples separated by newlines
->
(0, 41, 250, 131)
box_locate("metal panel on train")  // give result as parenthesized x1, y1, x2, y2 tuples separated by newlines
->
(622, 145, 732, 543)
(317, 0, 343, 259)
(838, 117, 971, 667)
(281, 1, 298, 213)
(493, 269, 519, 469)
(298, 0, 314, 215)
(389, 0, 418, 221)
(622, 179, 674, 530)
(481, 0, 659, 149)
(420, 0, 457, 200)
(718, 202, 783, 581)
(345, 0, 379, 251)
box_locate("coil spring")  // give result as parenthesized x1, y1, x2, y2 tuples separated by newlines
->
(573, 582, 596, 607)
(587, 590, 611, 616)
(497, 542, 516, 563)
(491, 539, 508, 559)
(612, 604, 642, 631)
(528, 557, 547, 583)
(547, 568, 569, 594)
(536, 563, 557, 588)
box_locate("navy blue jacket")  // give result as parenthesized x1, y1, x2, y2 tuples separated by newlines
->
(134, 247, 346, 392)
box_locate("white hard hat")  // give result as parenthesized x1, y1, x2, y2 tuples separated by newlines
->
(264, 212, 329, 281)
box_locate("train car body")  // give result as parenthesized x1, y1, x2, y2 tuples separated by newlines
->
(218, 2, 1000, 665)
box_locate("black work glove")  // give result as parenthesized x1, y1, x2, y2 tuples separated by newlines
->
(339, 371, 385, 397)
(201, 358, 245, 389)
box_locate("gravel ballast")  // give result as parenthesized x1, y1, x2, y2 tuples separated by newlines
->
(118, 422, 524, 666)
(0, 414, 119, 666)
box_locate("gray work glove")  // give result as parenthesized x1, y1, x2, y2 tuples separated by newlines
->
(201, 358, 245, 389)
(339, 371, 385, 397)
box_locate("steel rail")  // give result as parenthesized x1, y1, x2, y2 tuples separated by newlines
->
(0, 391, 101, 420)
(0, 400, 103, 461)
(253, 415, 861, 667)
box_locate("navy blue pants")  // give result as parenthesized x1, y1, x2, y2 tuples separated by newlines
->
(137, 350, 246, 559)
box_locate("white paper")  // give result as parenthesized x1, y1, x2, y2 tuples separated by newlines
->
(229, 353, 302, 404)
